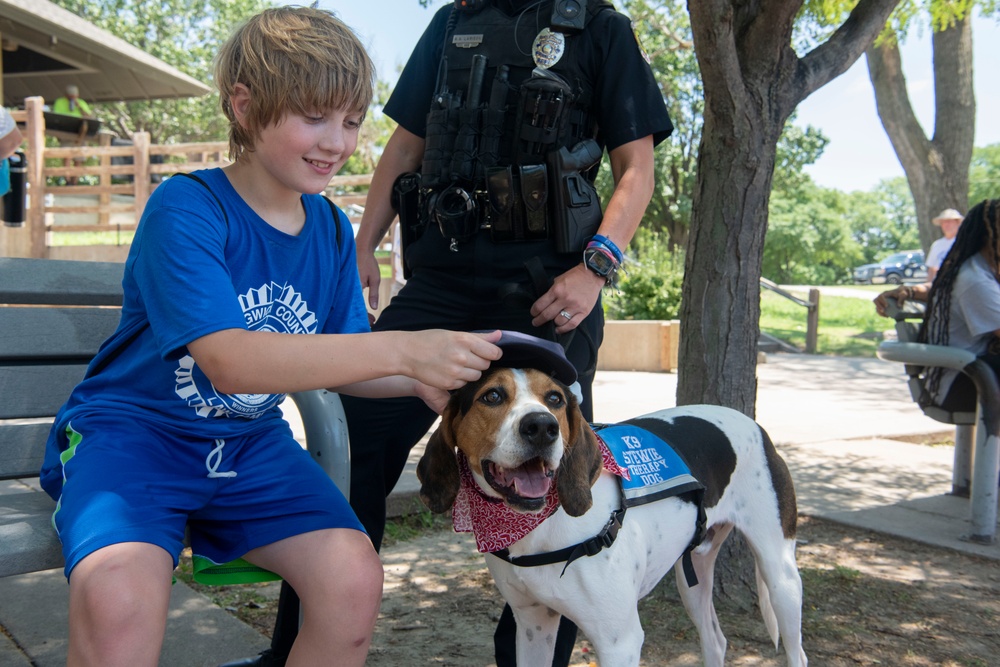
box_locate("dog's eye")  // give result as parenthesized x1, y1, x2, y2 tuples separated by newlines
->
(479, 388, 505, 405)
(544, 391, 565, 408)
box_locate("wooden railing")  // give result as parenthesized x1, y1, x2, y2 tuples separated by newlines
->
(2, 96, 374, 262)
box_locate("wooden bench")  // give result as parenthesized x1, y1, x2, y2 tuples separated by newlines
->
(0, 257, 350, 578)
(877, 301, 999, 545)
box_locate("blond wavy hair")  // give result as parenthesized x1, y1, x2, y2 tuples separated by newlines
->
(214, 6, 374, 162)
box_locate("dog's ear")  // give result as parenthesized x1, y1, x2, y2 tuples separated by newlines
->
(416, 405, 461, 514)
(556, 393, 603, 517)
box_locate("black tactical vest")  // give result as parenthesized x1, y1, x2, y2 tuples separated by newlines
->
(420, 1, 612, 191)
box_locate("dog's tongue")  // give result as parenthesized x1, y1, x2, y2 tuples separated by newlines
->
(495, 460, 551, 498)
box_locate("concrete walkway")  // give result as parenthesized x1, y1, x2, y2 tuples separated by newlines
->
(2, 353, 996, 665)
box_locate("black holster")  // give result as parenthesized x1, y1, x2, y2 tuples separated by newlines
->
(547, 139, 603, 254)
(391, 172, 424, 278)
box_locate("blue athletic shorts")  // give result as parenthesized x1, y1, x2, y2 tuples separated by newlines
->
(51, 411, 363, 582)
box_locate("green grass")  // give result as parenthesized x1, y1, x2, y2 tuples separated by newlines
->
(382, 509, 451, 547)
(49, 231, 135, 246)
(760, 289, 892, 357)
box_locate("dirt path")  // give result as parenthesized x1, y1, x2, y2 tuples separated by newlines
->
(365, 515, 1000, 666)
(193, 508, 999, 666)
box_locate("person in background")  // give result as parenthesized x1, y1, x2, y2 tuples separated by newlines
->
(52, 84, 95, 184)
(926, 208, 963, 282)
(0, 107, 23, 161)
(0, 107, 24, 199)
(53, 84, 93, 118)
(39, 8, 501, 666)
(874, 200, 1000, 411)
(223, 1, 674, 666)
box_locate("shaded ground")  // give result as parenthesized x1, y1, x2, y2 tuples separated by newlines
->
(185, 513, 1000, 666)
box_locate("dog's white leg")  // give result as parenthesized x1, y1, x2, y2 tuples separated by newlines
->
(508, 604, 561, 667)
(747, 536, 808, 667)
(581, 608, 644, 667)
(675, 523, 733, 667)
(755, 561, 779, 648)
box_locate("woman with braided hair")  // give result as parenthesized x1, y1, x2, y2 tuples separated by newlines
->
(875, 199, 1000, 410)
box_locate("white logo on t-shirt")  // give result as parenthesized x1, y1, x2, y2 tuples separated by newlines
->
(174, 282, 318, 419)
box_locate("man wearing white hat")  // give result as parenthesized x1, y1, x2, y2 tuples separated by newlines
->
(926, 208, 964, 281)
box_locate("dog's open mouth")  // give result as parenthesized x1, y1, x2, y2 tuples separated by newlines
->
(483, 458, 554, 510)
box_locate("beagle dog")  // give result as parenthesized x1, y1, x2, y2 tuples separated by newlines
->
(416, 335, 807, 667)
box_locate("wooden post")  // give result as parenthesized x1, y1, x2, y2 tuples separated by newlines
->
(132, 132, 151, 216)
(98, 133, 112, 226)
(26, 97, 47, 259)
(805, 288, 820, 354)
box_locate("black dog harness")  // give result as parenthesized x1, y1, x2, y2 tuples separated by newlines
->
(490, 424, 707, 586)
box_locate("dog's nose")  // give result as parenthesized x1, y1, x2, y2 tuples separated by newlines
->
(519, 412, 559, 447)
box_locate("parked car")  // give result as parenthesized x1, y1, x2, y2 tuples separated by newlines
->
(852, 250, 927, 285)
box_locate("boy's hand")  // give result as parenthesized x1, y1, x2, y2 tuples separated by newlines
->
(404, 330, 502, 391)
(414, 382, 450, 415)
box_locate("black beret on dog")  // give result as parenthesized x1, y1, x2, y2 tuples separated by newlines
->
(485, 330, 578, 386)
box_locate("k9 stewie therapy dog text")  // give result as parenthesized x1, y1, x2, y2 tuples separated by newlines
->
(417, 364, 807, 666)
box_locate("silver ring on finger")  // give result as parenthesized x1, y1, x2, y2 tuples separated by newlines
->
(559, 310, 573, 321)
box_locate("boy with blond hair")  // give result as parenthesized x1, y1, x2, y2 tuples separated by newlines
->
(40, 7, 501, 666)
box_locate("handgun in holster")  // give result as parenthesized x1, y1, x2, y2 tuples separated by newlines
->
(391, 171, 423, 278)
(548, 138, 603, 254)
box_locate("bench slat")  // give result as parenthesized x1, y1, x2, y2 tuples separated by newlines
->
(0, 423, 53, 480)
(0, 258, 124, 306)
(0, 365, 89, 419)
(0, 307, 120, 360)
(0, 492, 64, 578)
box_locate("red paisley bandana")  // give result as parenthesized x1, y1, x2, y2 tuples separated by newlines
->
(452, 435, 627, 553)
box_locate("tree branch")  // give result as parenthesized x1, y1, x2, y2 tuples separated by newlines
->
(687, 0, 746, 119)
(795, 0, 900, 106)
(931, 16, 975, 167)
(866, 36, 931, 180)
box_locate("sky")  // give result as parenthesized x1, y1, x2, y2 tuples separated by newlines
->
(316, 1, 1000, 194)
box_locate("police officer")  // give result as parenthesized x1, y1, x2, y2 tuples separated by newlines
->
(221, 1, 671, 665)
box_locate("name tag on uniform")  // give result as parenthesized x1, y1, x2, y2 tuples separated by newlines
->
(453, 34, 483, 48)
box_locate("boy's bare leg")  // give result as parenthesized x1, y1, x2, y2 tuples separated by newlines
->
(244, 528, 382, 667)
(67, 542, 174, 667)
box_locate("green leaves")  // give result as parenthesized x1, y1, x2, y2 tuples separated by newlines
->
(52, 0, 275, 144)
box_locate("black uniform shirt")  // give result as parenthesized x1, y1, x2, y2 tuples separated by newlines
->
(385, 1, 673, 153)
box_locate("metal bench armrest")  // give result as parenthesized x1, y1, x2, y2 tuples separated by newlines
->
(877, 341, 977, 370)
(289, 390, 350, 498)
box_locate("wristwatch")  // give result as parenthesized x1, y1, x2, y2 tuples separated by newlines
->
(583, 246, 618, 284)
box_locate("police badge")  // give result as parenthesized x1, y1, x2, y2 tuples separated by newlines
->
(532, 28, 565, 69)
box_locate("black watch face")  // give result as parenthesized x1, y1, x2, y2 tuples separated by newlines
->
(585, 249, 614, 276)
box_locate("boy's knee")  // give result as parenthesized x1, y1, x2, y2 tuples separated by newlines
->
(347, 540, 384, 600)
(340, 538, 383, 613)
(69, 544, 173, 618)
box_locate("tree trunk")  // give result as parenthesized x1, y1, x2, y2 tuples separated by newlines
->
(682, 0, 899, 605)
(866, 15, 975, 252)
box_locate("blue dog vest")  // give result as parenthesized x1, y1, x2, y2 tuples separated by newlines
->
(594, 423, 704, 506)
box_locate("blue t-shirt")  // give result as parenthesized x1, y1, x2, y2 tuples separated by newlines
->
(41, 169, 369, 497)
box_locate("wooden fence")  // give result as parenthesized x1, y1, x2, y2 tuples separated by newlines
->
(1, 96, 373, 262)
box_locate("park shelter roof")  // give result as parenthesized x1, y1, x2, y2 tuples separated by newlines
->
(0, 0, 211, 108)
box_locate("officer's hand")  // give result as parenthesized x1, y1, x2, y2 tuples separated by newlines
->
(356, 251, 383, 311)
(530, 264, 605, 334)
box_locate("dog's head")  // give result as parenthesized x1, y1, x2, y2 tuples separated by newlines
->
(416, 366, 603, 517)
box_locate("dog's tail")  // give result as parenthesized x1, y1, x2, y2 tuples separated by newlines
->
(755, 562, 781, 650)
